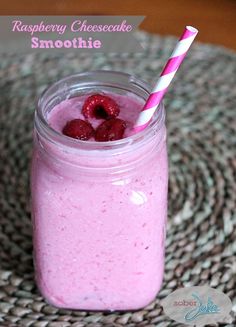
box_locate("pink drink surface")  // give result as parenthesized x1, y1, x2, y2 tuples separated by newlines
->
(31, 92, 168, 310)
(47, 93, 141, 138)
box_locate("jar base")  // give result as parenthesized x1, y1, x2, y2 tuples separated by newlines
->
(37, 278, 163, 312)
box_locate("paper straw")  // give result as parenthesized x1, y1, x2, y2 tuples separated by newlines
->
(133, 26, 198, 133)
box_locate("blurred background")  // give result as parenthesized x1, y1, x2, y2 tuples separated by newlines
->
(0, 0, 236, 50)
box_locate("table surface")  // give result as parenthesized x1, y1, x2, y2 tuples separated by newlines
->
(1, 0, 236, 50)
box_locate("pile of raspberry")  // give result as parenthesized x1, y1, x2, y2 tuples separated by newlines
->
(62, 94, 127, 142)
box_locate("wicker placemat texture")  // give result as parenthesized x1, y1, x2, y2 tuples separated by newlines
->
(0, 32, 235, 327)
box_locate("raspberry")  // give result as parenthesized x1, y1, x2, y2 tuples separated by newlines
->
(82, 94, 120, 119)
(95, 118, 127, 142)
(62, 119, 94, 140)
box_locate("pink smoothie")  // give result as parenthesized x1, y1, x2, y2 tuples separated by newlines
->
(31, 92, 168, 311)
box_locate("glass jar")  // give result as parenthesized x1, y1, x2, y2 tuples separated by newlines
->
(31, 71, 168, 311)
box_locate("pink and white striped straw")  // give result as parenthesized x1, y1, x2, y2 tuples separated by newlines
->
(133, 26, 198, 133)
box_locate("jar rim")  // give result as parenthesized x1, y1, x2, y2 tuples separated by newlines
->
(36, 70, 165, 152)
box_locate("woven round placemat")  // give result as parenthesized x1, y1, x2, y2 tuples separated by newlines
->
(0, 31, 235, 327)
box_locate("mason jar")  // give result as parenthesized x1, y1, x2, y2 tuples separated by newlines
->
(31, 71, 168, 311)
